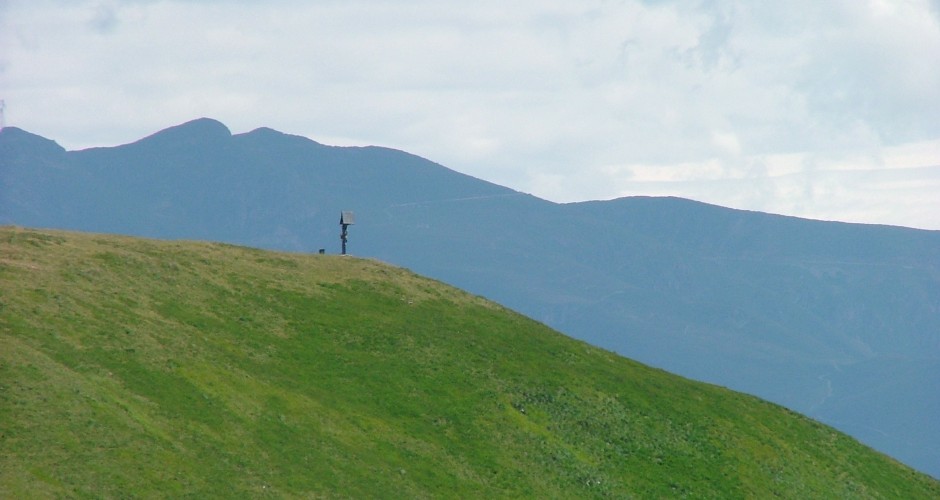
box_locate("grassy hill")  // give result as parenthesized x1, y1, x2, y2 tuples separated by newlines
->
(1, 227, 937, 498)
(6, 121, 940, 478)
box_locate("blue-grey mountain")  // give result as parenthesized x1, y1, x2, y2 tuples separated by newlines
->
(2, 118, 938, 477)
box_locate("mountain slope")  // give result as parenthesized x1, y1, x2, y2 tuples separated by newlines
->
(2, 226, 938, 498)
(1, 120, 938, 478)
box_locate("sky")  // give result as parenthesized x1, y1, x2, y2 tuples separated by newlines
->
(2, 0, 939, 229)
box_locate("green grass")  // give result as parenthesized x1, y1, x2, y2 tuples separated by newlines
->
(1, 226, 938, 498)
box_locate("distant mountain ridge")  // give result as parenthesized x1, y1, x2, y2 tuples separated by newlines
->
(2, 118, 938, 478)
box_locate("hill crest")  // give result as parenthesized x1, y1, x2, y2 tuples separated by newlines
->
(2, 226, 938, 497)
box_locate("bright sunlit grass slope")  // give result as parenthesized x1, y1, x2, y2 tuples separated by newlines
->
(1, 226, 937, 498)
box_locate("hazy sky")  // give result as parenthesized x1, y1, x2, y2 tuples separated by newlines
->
(2, 0, 939, 229)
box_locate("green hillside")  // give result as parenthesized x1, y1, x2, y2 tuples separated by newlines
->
(1, 227, 937, 498)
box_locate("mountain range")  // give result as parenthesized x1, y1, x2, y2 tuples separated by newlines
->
(1, 118, 938, 478)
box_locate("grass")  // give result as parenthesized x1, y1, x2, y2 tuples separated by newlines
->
(1, 226, 938, 498)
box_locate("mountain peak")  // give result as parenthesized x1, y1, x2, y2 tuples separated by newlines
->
(236, 126, 325, 147)
(0, 126, 67, 156)
(130, 117, 232, 150)
(172, 117, 230, 135)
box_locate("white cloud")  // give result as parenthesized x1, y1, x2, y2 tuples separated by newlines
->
(1, 0, 938, 228)
(588, 139, 940, 229)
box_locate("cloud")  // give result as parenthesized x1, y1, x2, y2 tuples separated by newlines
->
(87, 1, 119, 34)
(2, 0, 939, 228)
(589, 139, 940, 229)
